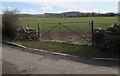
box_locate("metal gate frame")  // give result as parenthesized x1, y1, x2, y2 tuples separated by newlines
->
(37, 21, 94, 44)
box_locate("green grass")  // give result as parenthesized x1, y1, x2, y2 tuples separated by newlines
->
(3, 36, 113, 58)
(19, 17, 118, 30)
(14, 40, 114, 58)
(28, 14, 44, 18)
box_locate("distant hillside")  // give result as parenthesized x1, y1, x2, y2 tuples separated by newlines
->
(44, 11, 117, 18)
(18, 11, 117, 18)
(18, 14, 44, 18)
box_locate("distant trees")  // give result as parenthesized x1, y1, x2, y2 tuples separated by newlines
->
(105, 12, 116, 17)
(15, 12, 117, 18)
(44, 12, 117, 18)
(80, 12, 116, 17)
(2, 9, 20, 38)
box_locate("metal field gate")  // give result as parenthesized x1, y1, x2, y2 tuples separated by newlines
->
(37, 21, 93, 44)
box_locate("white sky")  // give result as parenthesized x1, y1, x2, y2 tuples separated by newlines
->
(1, 0, 119, 2)
(1, 0, 119, 14)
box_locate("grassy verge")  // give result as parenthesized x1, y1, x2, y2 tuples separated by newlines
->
(3, 36, 113, 58)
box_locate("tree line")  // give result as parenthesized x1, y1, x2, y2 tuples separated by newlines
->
(18, 12, 118, 18)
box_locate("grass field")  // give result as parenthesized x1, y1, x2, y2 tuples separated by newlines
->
(19, 17, 118, 43)
(19, 17, 118, 30)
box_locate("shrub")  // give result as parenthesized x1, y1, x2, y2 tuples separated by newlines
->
(93, 24, 120, 57)
(2, 9, 20, 38)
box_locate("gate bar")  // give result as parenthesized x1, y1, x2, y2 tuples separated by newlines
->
(59, 24, 62, 40)
(61, 23, 80, 36)
(41, 23, 60, 37)
(39, 21, 90, 24)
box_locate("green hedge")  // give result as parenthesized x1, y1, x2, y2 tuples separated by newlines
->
(93, 24, 120, 58)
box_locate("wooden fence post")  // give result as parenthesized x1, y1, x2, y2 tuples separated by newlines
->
(38, 23, 41, 39)
(91, 21, 94, 45)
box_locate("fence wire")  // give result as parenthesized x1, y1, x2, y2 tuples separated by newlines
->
(38, 21, 92, 44)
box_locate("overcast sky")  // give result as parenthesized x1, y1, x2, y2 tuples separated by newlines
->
(1, 0, 119, 14)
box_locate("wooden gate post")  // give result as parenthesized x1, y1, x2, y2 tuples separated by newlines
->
(38, 23, 41, 39)
(91, 21, 94, 45)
